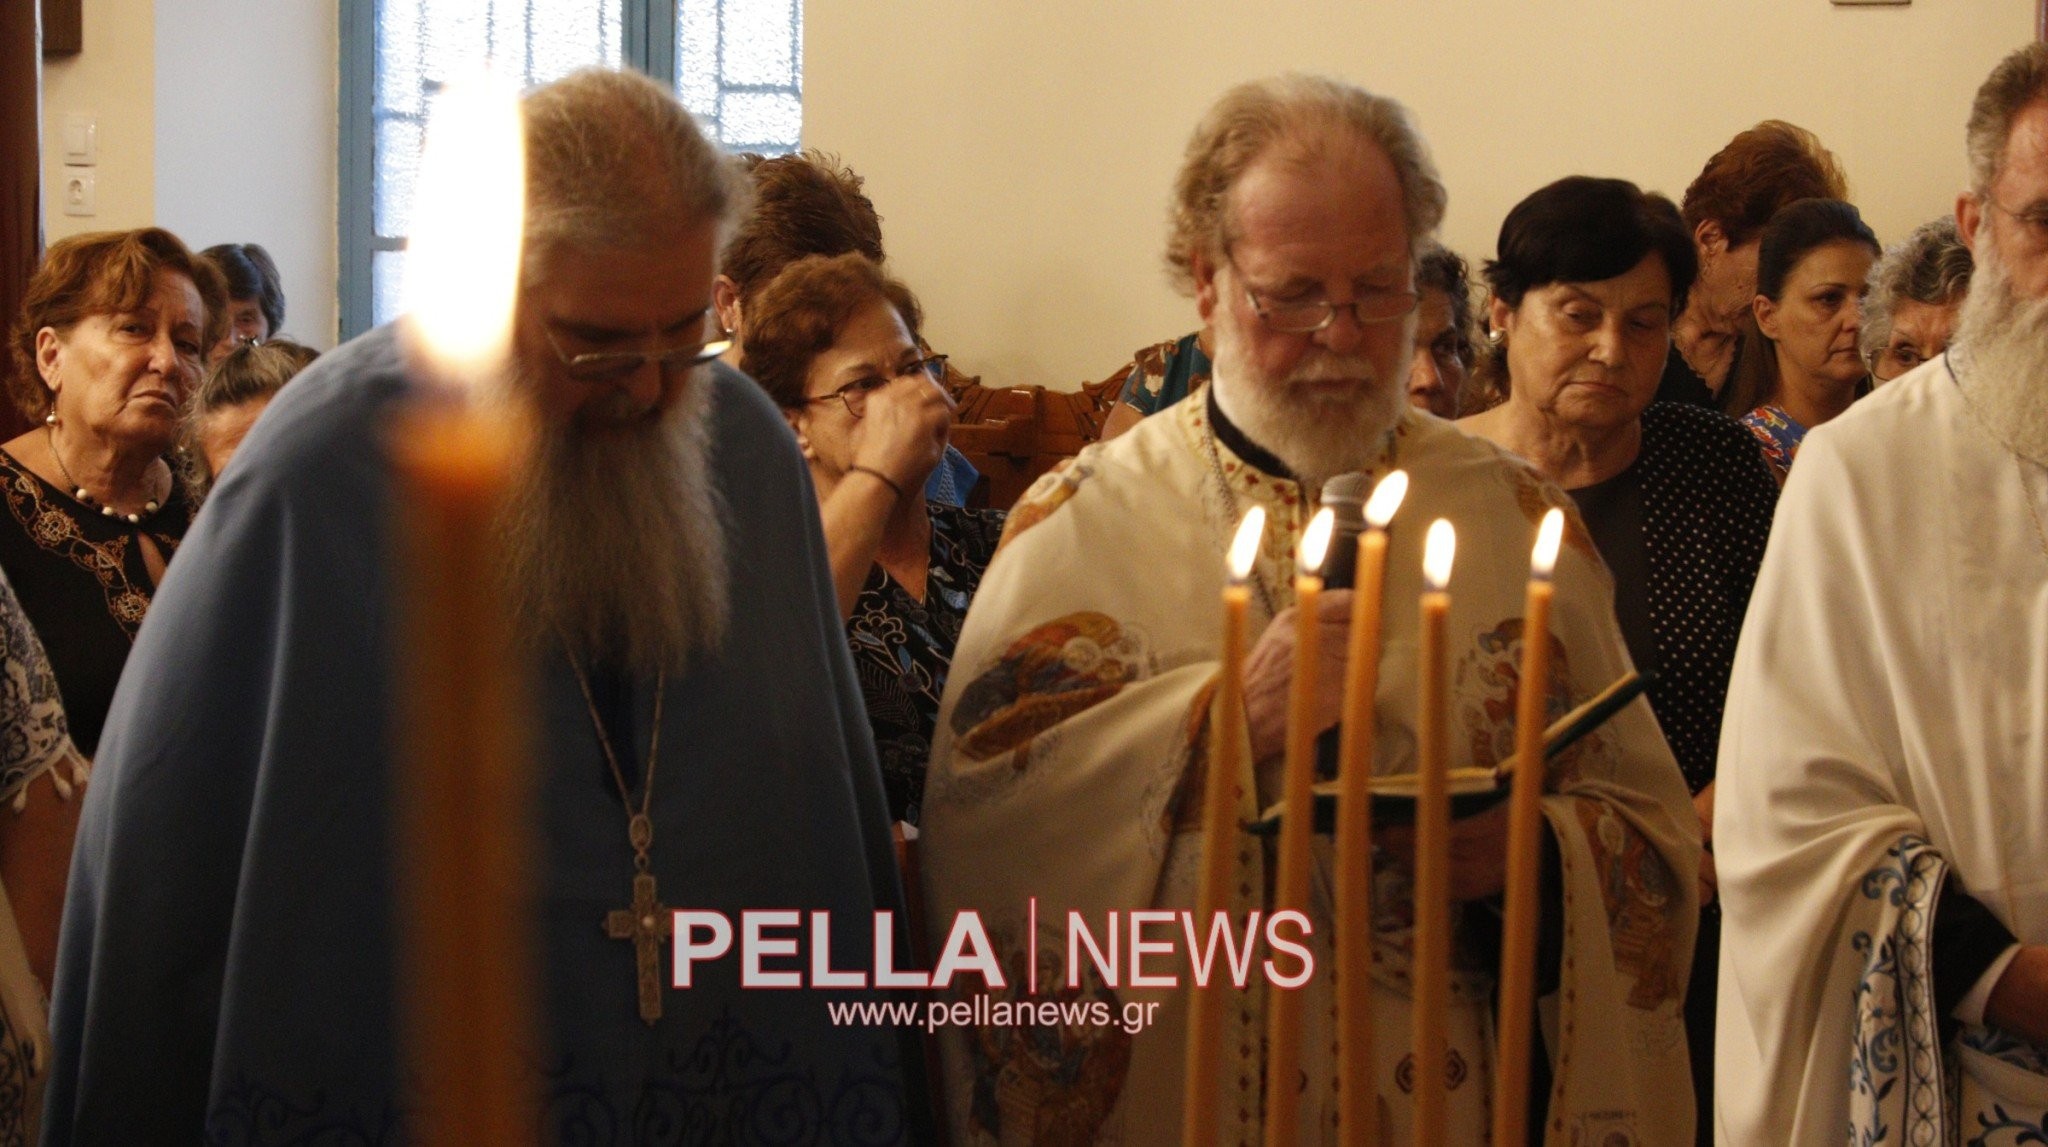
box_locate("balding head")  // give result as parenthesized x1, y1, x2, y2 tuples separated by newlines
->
(521, 68, 750, 277)
(1166, 74, 1446, 296)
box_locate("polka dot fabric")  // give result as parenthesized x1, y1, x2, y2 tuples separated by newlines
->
(1636, 402, 1779, 794)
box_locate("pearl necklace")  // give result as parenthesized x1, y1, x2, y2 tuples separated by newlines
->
(46, 426, 165, 526)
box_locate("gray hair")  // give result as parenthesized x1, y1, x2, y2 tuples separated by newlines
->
(1861, 216, 1974, 359)
(1166, 74, 1447, 295)
(520, 68, 751, 277)
(1967, 43, 2048, 195)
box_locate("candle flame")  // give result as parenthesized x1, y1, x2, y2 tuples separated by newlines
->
(407, 71, 525, 382)
(1298, 507, 1335, 575)
(1532, 508, 1565, 580)
(1228, 506, 1265, 583)
(1364, 469, 1409, 529)
(1423, 519, 1456, 590)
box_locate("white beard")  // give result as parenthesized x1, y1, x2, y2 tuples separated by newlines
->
(497, 366, 731, 673)
(1209, 345, 1407, 487)
(1951, 234, 2048, 467)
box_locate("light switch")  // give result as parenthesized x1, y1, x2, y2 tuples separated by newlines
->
(61, 168, 95, 217)
(62, 113, 95, 164)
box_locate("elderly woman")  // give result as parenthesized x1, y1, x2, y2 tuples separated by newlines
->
(740, 252, 1003, 826)
(1460, 176, 1779, 1146)
(1725, 198, 1881, 478)
(199, 242, 285, 363)
(179, 338, 317, 501)
(1863, 216, 1972, 385)
(1, 227, 222, 756)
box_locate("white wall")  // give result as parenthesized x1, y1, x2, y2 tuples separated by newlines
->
(154, 2, 339, 348)
(806, 0, 2036, 391)
(40, 0, 156, 242)
(39, 0, 339, 349)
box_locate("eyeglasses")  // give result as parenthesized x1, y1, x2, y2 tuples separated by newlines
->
(1243, 282, 1419, 333)
(804, 355, 949, 418)
(1868, 342, 1940, 383)
(543, 310, 731, 383)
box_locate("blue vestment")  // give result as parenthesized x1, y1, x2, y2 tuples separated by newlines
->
(43, 325, 927, 1144)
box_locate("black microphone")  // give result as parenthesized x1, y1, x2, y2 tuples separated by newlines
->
(1314, 472, 1369, 781)
(1317, 472, 1370, 589)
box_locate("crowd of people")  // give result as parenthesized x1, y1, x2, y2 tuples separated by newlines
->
(0, 39, 2037, 1146)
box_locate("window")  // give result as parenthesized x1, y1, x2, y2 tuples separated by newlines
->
(339, 0, 802, 338)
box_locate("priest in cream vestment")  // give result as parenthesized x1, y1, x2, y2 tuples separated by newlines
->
(919, 76, 1699, 1145)
(1716, 46, 2048, 1145)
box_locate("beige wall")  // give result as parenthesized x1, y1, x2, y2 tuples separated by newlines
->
(40, 0, 156, 242)
(38, 0, 340, 348)
(806, 1, 2036, 391)
(155, 2, 340, 348)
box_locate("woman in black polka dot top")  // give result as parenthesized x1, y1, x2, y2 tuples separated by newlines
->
(1461, 175, 1779, 1147)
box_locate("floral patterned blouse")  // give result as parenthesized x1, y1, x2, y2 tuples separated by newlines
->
(849, 502, 1004, 826)
(0, 451, 190, 756)
(1740, 403, 1807, 483)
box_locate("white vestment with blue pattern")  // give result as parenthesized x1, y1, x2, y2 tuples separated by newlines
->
(1717, 355, 2048, 1146)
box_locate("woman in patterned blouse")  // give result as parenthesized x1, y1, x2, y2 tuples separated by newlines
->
(1460, 176, 1779, 1146)
(1724, 198, 1882, 480)
(1, 227, 223, 758)
(740, 253, 1004, 826)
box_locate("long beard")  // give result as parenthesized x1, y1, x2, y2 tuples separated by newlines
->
(1210, 346, 1406, 486)
(496, 368, 731, 673)
(1951, 235, 2048, 467)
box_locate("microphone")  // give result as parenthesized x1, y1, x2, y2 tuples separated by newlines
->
(1318, 472, 1369, 589)
(1315, 472, 1369, 780)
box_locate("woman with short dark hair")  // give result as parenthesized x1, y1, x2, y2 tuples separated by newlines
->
(1461, 176, 1779, 1145)
(741, 252, 1003, 826)
(199, 242, 285, 362)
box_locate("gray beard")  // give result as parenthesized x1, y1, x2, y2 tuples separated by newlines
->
(1951, 236, 2048, 468)
(497, 368, 731, 674)
(1209, 349, 1406, 487)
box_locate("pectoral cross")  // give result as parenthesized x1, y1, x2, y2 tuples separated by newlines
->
(604, 870, 672, 1024)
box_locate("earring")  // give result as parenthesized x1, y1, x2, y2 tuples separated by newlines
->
(43, 411, 55, 427)
(1487, 328, 1505, 347)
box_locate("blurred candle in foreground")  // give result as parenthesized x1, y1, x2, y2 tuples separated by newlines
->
(1184, 505, 1264, 1147)
(1336, 470, 1406, 1145)
(1412, 519, 1456, 1147)
(1492, 507, 1565, 1147)
(1264, 507, 1334, 1147)
(391, 71, 539, 1147)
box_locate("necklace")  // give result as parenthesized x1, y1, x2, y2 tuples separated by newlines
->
(46, 426, 164, 525)
(565, 649, 671, 1026)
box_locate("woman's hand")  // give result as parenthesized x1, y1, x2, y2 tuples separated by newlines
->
(853, 374, 954, 494)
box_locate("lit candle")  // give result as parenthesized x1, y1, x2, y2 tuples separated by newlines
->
(1264, 506, 1335, 1147)
(1336, 471, 1406, 1146)
(390, 73, 538, 1145)
(1412, 519, 1456, 1147)
(1184, 505, 1265, 1147)
(1491, 508, 1565, 1147)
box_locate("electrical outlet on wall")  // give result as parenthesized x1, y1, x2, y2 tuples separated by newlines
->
(62, 168, 95, 217)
